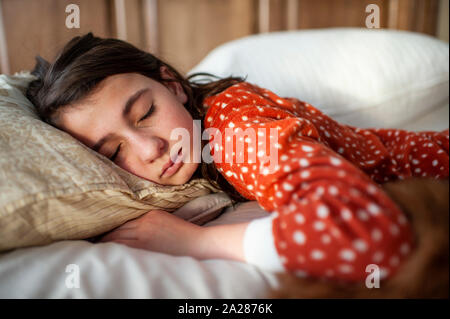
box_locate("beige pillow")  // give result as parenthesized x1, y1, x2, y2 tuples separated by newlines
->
(0, 71, 219, 252)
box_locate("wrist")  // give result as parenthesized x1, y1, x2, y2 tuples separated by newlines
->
(195, 222, 251, 262)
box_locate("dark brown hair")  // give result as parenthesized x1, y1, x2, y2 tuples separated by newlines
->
(26, 32, 247, 202)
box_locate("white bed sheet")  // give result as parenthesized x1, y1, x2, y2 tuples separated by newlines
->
(0, 200, 279, 299)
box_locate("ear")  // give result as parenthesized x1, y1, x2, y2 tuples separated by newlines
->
(160, 66, 188, 104)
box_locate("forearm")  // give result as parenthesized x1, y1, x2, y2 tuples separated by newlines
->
(195, 222, 251, 262)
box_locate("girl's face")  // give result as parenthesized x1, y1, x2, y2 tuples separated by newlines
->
(56, 67, 199, 185)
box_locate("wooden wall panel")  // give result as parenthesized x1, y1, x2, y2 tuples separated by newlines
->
(388, 0, 440, 35)
(158, 0, 256, 75)
(111, 0, 147, 48)
(436, 0, 449, 42)
(297, 0, 389, 29)
(415, 0, 439, 35)
(0, 0, 444, 75)
(1, 0, 112, 74)
(267, 0, 287, 32)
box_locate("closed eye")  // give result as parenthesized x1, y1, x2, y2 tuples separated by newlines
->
(109, 104, 154, 162)
(139, 104, 155, 122)
(109, 144, 121, 161)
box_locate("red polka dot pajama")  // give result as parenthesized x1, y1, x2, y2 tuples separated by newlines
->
(203, 82, 449, 282)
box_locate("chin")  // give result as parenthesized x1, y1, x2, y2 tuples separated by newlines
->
(166, 165, 199, 186)
(164, 176, 191, 186)
(179, 163, 199, 184)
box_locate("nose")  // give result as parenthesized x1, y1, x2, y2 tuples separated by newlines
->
(129, 133, 165, 163)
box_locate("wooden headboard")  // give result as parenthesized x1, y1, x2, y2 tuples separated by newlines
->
(0, 0, 447, 75)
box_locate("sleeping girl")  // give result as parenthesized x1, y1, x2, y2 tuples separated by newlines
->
(26, 33, 449, 283)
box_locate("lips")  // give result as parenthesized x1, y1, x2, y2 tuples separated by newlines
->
(159, 148, 182, 177)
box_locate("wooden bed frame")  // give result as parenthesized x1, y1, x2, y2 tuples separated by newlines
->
(0, 0, 446, 76)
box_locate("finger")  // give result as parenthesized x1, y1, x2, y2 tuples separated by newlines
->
(112, 212, 150, 230)
(108, 239, 143, 250)
(105, 219, 140, 233)
(98, 228, 138, 242)
(111, 223, 135, 231)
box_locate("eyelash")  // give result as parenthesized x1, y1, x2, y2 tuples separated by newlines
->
(140, 104, 155, 121)
(109, 144, 121, 161)
(109, 104, 155, 162)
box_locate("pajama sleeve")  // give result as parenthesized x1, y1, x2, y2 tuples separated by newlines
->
(203, 82, 446, 282)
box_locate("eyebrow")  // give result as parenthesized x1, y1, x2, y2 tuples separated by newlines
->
(92, 87, 150, 152)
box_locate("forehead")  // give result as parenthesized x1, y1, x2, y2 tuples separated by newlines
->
(57, 73, 152, 118)
(89, 73, 153, 101)
(55, 73, 154, 144)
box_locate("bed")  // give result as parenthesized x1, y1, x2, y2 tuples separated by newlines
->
(0, 28, 448, 298)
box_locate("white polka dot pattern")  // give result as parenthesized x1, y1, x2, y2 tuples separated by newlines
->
(203, 82, 449, 282)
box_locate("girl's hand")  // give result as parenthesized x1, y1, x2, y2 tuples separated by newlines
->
(98, 210, 205, 258)
(98, 209, 250, 263)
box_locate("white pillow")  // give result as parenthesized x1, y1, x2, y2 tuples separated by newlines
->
(188, 27, 449, 130)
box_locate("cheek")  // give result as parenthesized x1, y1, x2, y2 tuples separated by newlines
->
(167, 108, 194, 133)
(117, 159, 141, 177)
(120, 159, 161, 182)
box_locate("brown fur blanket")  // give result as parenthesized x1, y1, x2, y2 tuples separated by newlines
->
(269, 178, 449, 299)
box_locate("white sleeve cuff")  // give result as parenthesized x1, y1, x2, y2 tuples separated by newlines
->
(242, 215, 285, 272)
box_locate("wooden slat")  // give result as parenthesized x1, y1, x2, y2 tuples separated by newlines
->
(388, 0, 400, 29)
(270, 0, 287, 32)
(258, 0, 270, 33)
(0, 0, 444, 75)
(142, 0, 159, 55)
(286, 0, 299, 30)
(0, 0, 10, 74)
(159, 0, 255, 74)
(298, 0, 388, 29)
(436, 0, 449, 42)
(415, 0, 439, 35)
(113, 0, 127, 40)
(388, 0, 439, 34)
(230, 0, 257, 37)
(123, 0, 146, 49)
(2, 0, 112, 74)
(395, 0, 417, 31)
